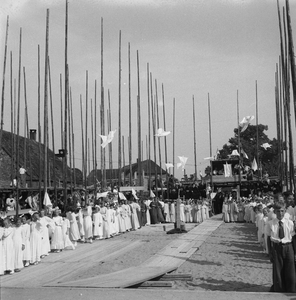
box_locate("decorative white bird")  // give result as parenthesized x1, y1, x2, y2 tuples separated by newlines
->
(118, 192, 127, 200)
(204, 156, 215, 160)
(97, 191, 109, 198)
(132, 188, 139, 200)
(99, 130, 116, 148)
(165, 163, 174, 170)
(231, 149, 240, 156)
(241, 148, 249, 159)
(261, 143, 271, 150)
(177, 156, 188, 171)
(155, 128, 170, 137)
(240, 115, 255, 132)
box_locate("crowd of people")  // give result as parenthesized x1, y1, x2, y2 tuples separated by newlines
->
(0, 190, 212, 276)
(219, 189, 296, 293)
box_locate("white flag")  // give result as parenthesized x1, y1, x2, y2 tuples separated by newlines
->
(240, 115, 255, 132)
(155, 128, 171, 137)
(223, 162, 232, 177)
(252, 158, 258, 171)
(165, 163, 174, 170)
(43, 192, 52, 208)
(177, 156, 188, 171)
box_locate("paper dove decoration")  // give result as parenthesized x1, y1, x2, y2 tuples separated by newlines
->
(132, 188, 139, 200)
(177, 156, 188, 171)
(241, 148, 249, 159)
(261, 143, 271, 150)
(99, 130, 117, 148)
(251, 158, 258, 171)
(118, 192, 127, 200)
(97, 191, 109, 198)
(155, 128, 170, 137)
(231, 149, 240, 156)
(150, 190, 156, 198)
(240, 115, 255, 132)
(204, 156, 215, 160)
(43, 192, 52, 208)
(165, 163, 174, 170)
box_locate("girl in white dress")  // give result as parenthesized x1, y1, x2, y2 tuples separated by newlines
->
(3, 218, 15, 274)
(13, 218, 24, 272)
(117, 202, 126, 233)
(179, 201, 185, 222)
(51, 210, 64, 252)
(0, 219, 5, 275)
(77, 207, 85, 242)
(21, 215, 31, 267)
(93, 206, 103, 239)
(30, 212, 42, 265)
(170, 201, 176, 223)
(100, 203, 110, 238)
(145, 199, 151, 225)
(83, 205, 93, 243)
(67, 208, 80, 246)
(39, 210, 51, 258)
(62, 216, 75, 250)
(164, 201, 171, 223)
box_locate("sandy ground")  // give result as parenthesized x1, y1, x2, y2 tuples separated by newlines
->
(173, 221, 272, 292)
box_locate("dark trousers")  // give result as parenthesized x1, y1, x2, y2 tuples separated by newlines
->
(272, 243, 295, 293)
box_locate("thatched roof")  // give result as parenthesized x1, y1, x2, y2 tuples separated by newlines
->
(87, 159, 167, 185)
(0, 130, 75, 185)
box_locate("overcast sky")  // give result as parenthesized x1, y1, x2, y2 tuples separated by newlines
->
(1, 0, 296, 180)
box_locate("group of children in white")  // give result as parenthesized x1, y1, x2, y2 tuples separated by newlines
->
(0, 197, 211, 276)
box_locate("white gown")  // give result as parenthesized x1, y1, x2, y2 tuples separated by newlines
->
(3, 227, 14, 271)
(0, 228, 4, 275)
(21, 223, 31, 261)
(93, 212, 103, 238)
(13, 226, 24, 269)
(51, 216, 64, 250)
(83, 206, 93, 239)
(30, 220, 42, 263)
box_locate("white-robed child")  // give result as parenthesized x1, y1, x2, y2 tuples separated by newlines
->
(77, 207, 85, 242)
(30, 212, 43, 265)
(66, 207, 80, 247)
(62, 214, 75, 250)
(82, 205, 93, 244)
(3, 218, 15, 274)
(21, 215, 31, 267)
(0, 219, 5, 275)
(39, 210, 51, 258)
(13, 217, 25, 272)
(93, 205, 103, 240)
(51, 209, 64, 253)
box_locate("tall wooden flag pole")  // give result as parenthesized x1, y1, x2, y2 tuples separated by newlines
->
(16, 28, 22, 217)
(0, 16, 9, 154)
(208, 93, 212, 158)
(155, 79, 163, 198)
(128, 43, 132, 186)
(63, 0, 69, 202)
(137, 50, 142, 187)
(85, 70, 88, 190)
(118, 30, 122, 190)
(192, 96, 197, 181)
(48, 57, 57, 201)
(147, 63, 151, 189)
(162, 84, 169, 198)
(173, 98, 175, 179)
(43, 9, 50, 199)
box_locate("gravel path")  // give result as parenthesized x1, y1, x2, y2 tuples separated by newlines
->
(173, 221, 272, 292)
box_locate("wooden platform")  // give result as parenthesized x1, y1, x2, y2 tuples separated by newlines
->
(44, 215, 223, 288)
